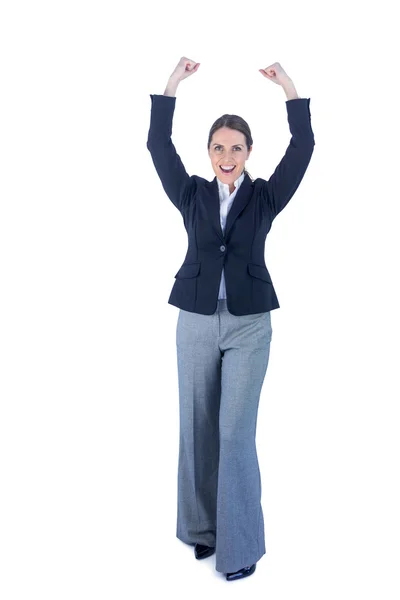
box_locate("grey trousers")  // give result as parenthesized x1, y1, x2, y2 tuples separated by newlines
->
(175, 298, 273, 573)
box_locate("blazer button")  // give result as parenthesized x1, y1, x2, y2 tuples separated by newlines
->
(220, 245, 226, 251)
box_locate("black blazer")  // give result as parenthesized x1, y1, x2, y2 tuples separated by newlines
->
(147, 93, 315, 316)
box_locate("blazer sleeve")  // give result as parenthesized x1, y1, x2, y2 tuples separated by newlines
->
(146, 94, 192, 213)
(262, 98, 315, 221)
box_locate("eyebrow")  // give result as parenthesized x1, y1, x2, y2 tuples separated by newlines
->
(213, 143, 244, 147)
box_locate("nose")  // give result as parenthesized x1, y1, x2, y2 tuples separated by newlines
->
(221, 154, 235, 162)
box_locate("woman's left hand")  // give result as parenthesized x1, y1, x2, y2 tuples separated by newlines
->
(259, 62, 292, 87)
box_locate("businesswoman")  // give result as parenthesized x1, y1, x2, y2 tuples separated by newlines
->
(147, 57, 315, 581)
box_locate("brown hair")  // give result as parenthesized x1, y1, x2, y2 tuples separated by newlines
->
(207, 113, 254, 181)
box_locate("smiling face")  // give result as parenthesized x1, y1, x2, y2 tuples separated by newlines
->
(208, 127, 252, 188)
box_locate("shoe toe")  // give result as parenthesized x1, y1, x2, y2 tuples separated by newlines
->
(194, 543, 215, 559)
(226, 563, 256, 580)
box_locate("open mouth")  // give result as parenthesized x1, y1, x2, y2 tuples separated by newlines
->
(220, 165, 235, 174)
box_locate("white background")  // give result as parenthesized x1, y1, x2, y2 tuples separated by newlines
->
(1, 1, 399, 598)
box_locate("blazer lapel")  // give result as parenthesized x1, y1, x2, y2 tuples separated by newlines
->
(206, 172, 252, 241)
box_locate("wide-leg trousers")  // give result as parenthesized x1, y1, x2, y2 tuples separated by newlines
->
(175, 298, 273, 573)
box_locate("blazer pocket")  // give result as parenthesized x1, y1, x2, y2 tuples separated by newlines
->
(174, 262, 201, 279)
(248, 263, 272, 283)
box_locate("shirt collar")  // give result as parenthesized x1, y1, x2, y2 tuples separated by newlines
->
(217, 169, 246, 196)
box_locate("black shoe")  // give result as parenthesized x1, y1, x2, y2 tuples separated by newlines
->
(194, 543, 215, 559)
(226, 563, 256, 581)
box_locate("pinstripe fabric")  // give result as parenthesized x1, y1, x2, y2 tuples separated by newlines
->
(175, 298, 272, 573)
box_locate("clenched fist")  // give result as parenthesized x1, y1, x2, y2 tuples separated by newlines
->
(170, 56, 201, 82)
(259, 62, 292, 87)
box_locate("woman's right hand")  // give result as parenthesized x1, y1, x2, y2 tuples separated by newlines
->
(169, 56, 200, 82)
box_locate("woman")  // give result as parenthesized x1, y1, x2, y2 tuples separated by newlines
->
(147, 57, 315, 581)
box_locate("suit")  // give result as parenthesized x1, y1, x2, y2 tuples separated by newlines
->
(146, 93, 315, 316)
(146, 91, 315, 573)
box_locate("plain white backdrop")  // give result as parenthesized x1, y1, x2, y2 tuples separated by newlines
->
(1, 1, 399, 598)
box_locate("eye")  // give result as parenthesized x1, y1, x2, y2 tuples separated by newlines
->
(214, 146, 242, 151)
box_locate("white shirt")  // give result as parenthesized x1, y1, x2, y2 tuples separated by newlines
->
(216, 169, 246, 299)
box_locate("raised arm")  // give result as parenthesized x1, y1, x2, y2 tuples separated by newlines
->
(258, 63, 315, 220)
(146, 58, 200, 213)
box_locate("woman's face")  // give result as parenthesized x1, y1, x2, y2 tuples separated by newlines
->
(208, 127, 252, 184)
